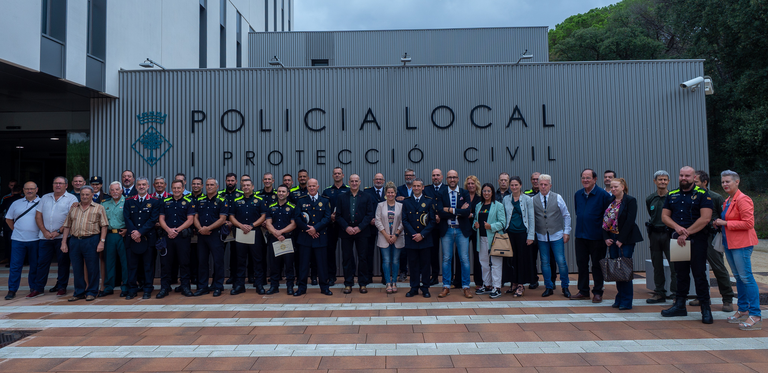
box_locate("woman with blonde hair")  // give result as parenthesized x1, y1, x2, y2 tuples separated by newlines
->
(464, 175, 483, 289)
(374, 181, 405, 293)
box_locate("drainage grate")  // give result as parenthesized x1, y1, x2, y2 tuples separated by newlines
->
(0, 330, 39, 349)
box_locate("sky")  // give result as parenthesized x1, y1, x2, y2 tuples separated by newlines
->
(294, 0, 621, 32)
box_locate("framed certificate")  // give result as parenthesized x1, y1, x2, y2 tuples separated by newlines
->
(272, 238, 294, 257)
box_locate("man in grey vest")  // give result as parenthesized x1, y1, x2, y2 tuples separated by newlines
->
(532, 174, 572, 298)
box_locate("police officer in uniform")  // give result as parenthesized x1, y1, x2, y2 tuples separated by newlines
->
(193, 178, 229, 297)
(265, 185, 299, 295)
(291, 169, 314, 283)
(294, 178, 333, 296)
(257, 172, 278, 284)
(123, 177, 161, 300)
(321, 167, 349, 285)
(158, 180, 195, 298)
(229, 178, 267, 295)
(219, 173, 242, 285)
(402, 178, 436, 298)
(660, 166, 714, 324)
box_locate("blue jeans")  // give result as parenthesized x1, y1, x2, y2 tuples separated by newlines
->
(69, 235, 101, 297)
(724, 246, 761, 317)
(9, 240, 40, 292)
(609, 243, 635, 309)
(539, 239, 569, 289)
(441, 227, 470, 288)
(380, 244, 401, 284)
(36, 239, 70, 291)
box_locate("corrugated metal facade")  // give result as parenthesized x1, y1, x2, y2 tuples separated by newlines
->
(248, 27, 550, 67)
(90, 60, 708, 271)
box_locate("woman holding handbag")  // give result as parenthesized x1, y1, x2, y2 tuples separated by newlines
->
(714, 170, 761, 330)
(503, 176, 536, 297)
(473, 183, 506, 298)
(602, 178, 643, 310)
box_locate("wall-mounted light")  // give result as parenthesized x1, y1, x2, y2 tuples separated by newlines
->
(401, 52, 412, 66)
(516, 49, 533, 64)
(268, 56, 285, 68)
(139, 58, 166, 70)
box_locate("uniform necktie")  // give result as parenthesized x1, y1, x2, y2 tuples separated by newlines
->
(378, 189, 382, 199)
(312, 196, 316, 203)
(124, 188, 129, 195)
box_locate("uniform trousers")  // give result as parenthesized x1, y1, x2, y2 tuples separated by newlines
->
(673, 234, 710, 301)
(430, 233, 441, 279)
(69, 236, 100, 297)
(161, 236, 191, 290)
(197, 233, 225, 290)
(126, 240, 155, 294)
(575, 238, 606, 296)
(37, 238, 70, 291)
(648, 230, 677, 295)
(341, 234, 371, 287)
(267, 237, 295, 287)
(103, 233, 128, 293)
(36, 238, 69, 291)
(407, 247, 431, 293)
(297, 244, 329, 292)
(235, 237, 264, 288)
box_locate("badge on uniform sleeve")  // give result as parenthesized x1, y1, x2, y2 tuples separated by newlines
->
(318, 202, 323, 207)
(421, 203, 426, 208)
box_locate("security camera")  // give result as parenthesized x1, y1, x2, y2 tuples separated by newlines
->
(680, 76, 705, 90)
(400, 53, 412, 65)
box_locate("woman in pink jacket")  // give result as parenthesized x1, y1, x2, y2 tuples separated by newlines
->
(714, 170, 761, 331)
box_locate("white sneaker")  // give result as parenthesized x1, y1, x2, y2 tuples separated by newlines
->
(489, 288, 502, 299)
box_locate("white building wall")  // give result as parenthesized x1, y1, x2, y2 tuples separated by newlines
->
(65, 0, 88, 86)
(161, 1, 200, 71)
(0, 0, 42, 71)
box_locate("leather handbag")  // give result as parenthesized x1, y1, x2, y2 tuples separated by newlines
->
(599, 252, 633, 282)
(490, 233, 514, 257)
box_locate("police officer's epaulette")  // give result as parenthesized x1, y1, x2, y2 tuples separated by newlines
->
(183, 195, 192, 202)
(255, 195, 263, 200)
(523, 189, 534, 195)
(422, 195, 433, 200)
(217, 196, 226, 202)
(694, 186, 706, 194)
(286, 202, 296, 208)
(289, 186, 299, 192)
(233, 195, 244, 202)
(668, 189, 681, 195)
(269, 202, 278, 208)
(297, 194, 309, 200)
(163, 196, 173, 202)
(364, 186, 372, 189)
(197, 195, 207, 201)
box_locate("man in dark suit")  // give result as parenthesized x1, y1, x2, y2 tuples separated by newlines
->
(395, 168, 416, 282)
(121, 170, 138, 197)
(123, 177, 161, 300)
(402, 178, 435, 298)
(336, 174, 376, 294)
(364, 173, 386, 285)
(294, 178, 333, 296)
(422, 168, 446, 285)
(436, 170, 474, 298)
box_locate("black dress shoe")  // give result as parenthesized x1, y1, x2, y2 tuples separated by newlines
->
(48, 285, 60, 293)
(225, 278, 234, 284)
(429, 277, 439, 285)
(286, 286, 294, 296)
(230, 286, 245, 295)
(98, 290, 114, 298)
(266, 286, 279, 295)
(181, 288, 194, 297)
(174, 286, 182, 293)
(562, 288, 571, 298)
(541, 288, 554, 297)
(193, 288, 211, 296)
(156, 289, 169, 299)
(405, 290, 418, 297)
(213, 289, 222, 297)
(293, 289, 306, 297)
(529, 283, 539, 289)
(321, 289, 333, 296)
(4, 291, 16, 300)
(119, 291, 127, 297)
(256, 286, 266, 295)
(125, 293, 136, 300)
(142, 292, 151, 299)
(311, 278, 318, 286)
(423, 291, 431, 298)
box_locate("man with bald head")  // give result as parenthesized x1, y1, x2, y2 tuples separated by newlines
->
(424, 168, 447, 285)
(436, 170, 473, 298)
(365, 173, 387, 284)
(660, 166, 714, 324)
(4, 182, 41, 300)
(336, 174, 376, 293)
(294, 178, 333, 296)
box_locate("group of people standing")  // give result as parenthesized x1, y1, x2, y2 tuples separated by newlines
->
(2, 164, 761, 331)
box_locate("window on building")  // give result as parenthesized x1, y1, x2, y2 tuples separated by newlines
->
(281, 0, 284, 32)
(219, 0, 226, 67)
(41, 0, 67, 42)
(87, 0, 106, 60)
(311, 59, 329, 67)
(264, 0, 268, 32)
(199, 0, 207, 68)
(236, 12, 242, 67)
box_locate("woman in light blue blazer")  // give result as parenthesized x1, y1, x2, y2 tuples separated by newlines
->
(502, 176, 536, 297)
(473, 183, 507, 298)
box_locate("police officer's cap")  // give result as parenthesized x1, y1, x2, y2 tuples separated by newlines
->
(89, 176, 103, 185)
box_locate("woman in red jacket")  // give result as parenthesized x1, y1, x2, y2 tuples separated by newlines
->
(714, 170, 761, 331)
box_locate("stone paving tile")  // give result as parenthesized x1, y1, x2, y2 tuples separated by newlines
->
(0, 357, 69, 371)
(515, 353, 591, 367)
(49, 357, 131, 371)
(384, 355, 455, 369)
(673, 363, 758, 373)
(642, 351, 728, 365)
(183, 357, 258, 371)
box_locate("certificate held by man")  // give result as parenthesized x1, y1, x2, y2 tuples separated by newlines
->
(272, 238, 294, 257)
(235, 228, 256, 244)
